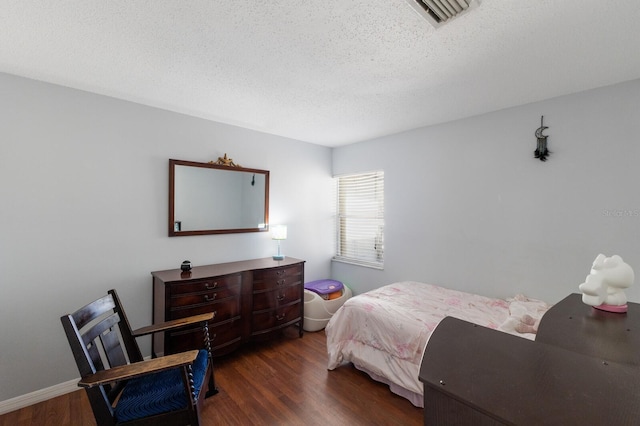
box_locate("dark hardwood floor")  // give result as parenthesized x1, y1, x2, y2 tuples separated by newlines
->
(0, 327, 423, 425)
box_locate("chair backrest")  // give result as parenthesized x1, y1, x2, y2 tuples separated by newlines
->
(61, 290, 143, 413)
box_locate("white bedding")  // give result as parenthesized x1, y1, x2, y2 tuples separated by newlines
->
(325, 281, 550, 407)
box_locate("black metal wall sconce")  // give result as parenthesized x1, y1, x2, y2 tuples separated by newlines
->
(534, 116, 550, 161)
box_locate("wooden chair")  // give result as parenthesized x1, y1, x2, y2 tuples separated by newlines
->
(61, 289, 218, 425)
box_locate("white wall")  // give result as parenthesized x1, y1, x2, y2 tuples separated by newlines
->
(332, 79, 640, 305)
(0, 73, 334, 401)
(3, 71, 639, 403)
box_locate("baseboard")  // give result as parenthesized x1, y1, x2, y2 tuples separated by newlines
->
(0, 378, 79, 415)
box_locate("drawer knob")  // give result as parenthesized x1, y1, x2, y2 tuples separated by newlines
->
(276, 313, 286, 321)
(205, 282, 218, 289)
(204, 294, 217, 302)
(276, 293, 285, 301)
(276, 279, 285, 286)
(276, 270, 285, 276)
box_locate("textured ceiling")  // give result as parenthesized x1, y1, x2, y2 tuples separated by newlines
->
(2, 0, 640, 146)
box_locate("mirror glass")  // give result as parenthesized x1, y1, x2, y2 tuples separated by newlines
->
(169, 159, 269, 236)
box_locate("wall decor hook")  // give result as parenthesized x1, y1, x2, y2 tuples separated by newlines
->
(534, 116, 550, 161)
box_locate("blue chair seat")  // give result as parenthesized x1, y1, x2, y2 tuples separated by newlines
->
(115, 349, 209, 423)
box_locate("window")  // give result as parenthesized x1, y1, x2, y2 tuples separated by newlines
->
(333, 171, 384, 269)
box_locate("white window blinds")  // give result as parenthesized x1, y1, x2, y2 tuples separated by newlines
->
(334, 171, 384, 269)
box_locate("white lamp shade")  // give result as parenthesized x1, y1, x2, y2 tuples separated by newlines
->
(271, 225, 287, 240)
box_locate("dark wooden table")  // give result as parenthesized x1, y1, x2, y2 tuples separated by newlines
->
(419, 294, 640, 425)
(536, 293, 640, 365)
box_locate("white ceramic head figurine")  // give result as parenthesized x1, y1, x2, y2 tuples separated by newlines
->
(579, 254, 634, 313)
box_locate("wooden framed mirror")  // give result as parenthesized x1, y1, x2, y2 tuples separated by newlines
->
(169, 159, 269, 236)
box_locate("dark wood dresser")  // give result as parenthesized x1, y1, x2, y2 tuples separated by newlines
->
(419, 294, 640, 425)
(151, 257, 305, 357)
(536, 293, 640, 365)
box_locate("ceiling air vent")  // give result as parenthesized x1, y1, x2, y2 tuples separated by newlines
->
(405, 0, 480, 28)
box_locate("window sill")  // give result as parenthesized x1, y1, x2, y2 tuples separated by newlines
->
(332, 257, 384, 270)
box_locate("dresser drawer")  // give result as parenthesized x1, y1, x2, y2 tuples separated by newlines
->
(169, 296, 241, 323)
(252, 264, 303, 292)
(165, 318, 242, 355)
(251, 302, 302, 333)
(209, 319, 243, 353)
(169, 273, 242, 295)
(170, 283, 240, 308)
(252, 285, 301, 312)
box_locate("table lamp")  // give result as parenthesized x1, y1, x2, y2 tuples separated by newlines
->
(271, 225, 287, 260)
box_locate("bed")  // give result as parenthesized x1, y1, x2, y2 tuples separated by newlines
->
(325, 281, 550, 407)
